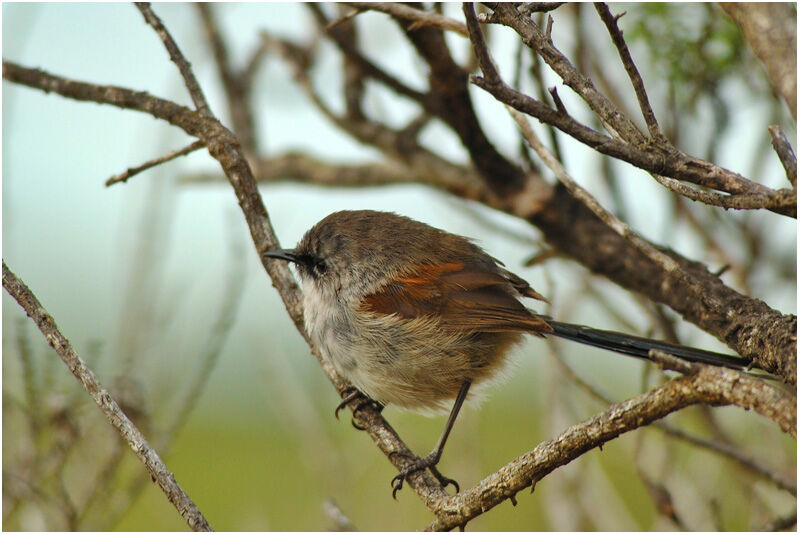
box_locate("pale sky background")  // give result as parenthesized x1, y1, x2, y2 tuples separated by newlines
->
(3, 2, 796, 416)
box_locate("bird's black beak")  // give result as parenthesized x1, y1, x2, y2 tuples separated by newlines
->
(263, 248, 299, 264)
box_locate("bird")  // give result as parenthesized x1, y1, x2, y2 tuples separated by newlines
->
(262, 210, 750, 495)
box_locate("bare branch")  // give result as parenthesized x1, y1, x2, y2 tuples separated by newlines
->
(548, 338, 797, 496)
(769, 125, 798, 188)
(134, 3, 212, 117)
(594, 3, 662, 139)
(424, 365, 796, 530)
(489, 2, 646, 144)
(501, 105, 796, 382)
(345, 2, 469, 37)
(508, 106, 686, 287)
(655, 424, 796, 496)
(650, 172, 796, 214)
(196, 3, 257, 150)
(473, 3, 794, 214)
(392, 4, 527, 195)
(3, 59, 460, 509)
(105, 140, 205, 186)
(2, 261, 213, 532)
(305, 5, 430, 105)
(519, 3, 566, 17)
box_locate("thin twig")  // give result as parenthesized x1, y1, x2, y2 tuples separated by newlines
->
(473, 3, 793, 211)
(135, 3, 212, 117)
(654, 424, 796, 496)
(2, 261, 213, 532)
(594, 3, 662, 139)
(506, 106, 685, 275)
(326, 7, 363, 32)
(322, 498, 357, 531)
(196, 4, 257, 151)
(650, 172, 796, 215)
(105, 140, 205, 186)
(768, 125, 797, 188)
(519, 2, 566, 16)
(344, 2, 469, 36)
(305, 6, 430, 105)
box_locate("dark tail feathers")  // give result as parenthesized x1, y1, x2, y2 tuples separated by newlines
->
(543, 319, 751, 371)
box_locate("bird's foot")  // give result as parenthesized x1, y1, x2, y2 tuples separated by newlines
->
(389, 451, 459, 498)
(334, 387, 384, 429)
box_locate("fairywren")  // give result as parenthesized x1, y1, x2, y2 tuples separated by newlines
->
(263, 210, 748, 494)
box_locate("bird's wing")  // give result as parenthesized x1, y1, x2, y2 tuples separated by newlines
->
(361, 261, 552, 334)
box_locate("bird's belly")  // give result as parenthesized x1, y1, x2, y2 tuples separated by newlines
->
(321, 320, 518, 412)
(308, 306, 519, 413)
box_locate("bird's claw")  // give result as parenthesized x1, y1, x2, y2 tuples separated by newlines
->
(334, 388, 361, 420)
(389, 452, 459, 499)
(334, 388, 384, 421)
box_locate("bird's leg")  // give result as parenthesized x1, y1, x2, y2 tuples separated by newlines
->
(390, 380, 471, 497)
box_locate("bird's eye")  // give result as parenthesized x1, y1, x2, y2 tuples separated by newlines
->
(296, 254, 327, 277)
(313, 258, 327, 274)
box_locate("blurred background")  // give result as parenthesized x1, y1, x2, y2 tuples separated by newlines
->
(3, 3, 796, 531)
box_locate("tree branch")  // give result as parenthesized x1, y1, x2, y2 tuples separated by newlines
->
(257, 16, 795, 385)
(345, 2, 469, 36)
(594, 3, 662, 139)
(135, 2, 212, 117)
(2, 59, 458, 510)
(105, 140, 205, 186)
(196, 3, 258, 151)
(424, 365, 795, 530)
(2, 261, 213, 532)
(769, 124, 798, 188)
(392, 4, 528, 195)
(474, 2, 794, 216)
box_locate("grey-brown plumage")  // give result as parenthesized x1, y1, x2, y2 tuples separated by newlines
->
(263, 210, 749, 494)
(288, 210, 551, 412)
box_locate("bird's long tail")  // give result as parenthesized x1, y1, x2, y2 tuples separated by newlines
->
(543, 319, 751, 370)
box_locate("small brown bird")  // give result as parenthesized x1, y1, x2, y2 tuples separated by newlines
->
(264, 210, 748, 494)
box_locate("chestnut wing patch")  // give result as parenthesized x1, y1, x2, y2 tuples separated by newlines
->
(363, 261, 552, 334)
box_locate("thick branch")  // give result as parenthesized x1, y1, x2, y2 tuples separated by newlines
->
(425, 366, 795, 530)
(2, 262, 213, 532)
(532, 185, 797, 384)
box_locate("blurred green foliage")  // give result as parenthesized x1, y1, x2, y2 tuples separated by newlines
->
(627, 3, 752, 108)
